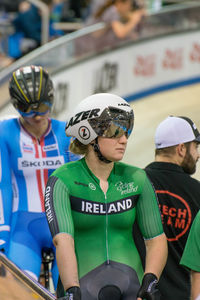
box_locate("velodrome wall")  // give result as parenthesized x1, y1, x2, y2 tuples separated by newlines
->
(50, 30, 200, 121)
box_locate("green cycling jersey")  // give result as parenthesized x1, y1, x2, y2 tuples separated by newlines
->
(180, 210, 200, 272)
(45, 158, 163, 282)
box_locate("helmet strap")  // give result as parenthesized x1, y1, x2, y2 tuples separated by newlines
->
(91, 138, 112, 164)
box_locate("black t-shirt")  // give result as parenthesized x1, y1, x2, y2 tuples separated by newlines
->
(144, 162, 200, 300)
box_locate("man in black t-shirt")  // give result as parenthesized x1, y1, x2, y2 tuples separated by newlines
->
(142, 116, 200, 300)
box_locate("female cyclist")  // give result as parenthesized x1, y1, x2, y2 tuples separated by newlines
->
(45, 93, 167, 299)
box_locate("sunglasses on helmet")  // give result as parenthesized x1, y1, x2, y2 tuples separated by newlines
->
(89, 109, 134, 139)
(17, 102, 51, 118)
(102, 119, 133, 138)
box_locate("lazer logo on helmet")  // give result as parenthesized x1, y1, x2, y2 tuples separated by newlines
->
(79, 126, 90, 140)
(18, 156, 64, 170)
(66, 109, 101, 129)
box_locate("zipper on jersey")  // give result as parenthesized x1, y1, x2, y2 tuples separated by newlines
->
(104, 193, 110, 265)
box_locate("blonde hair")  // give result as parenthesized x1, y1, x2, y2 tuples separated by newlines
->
(69, 138, 88, 155)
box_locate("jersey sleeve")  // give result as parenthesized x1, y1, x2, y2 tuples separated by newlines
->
(180, 210, 200, 272)
(44, 175, 74, 238)
(0, 125, 13, 252)
(136, 174, 163, 239)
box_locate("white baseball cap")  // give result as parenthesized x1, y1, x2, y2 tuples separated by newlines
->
(155, 116, 200, 149)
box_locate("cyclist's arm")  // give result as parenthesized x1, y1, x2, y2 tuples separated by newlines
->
(0, 129, 13, 253)
(136, 174, 167, 279)
(191, 271, 200, 300)
(44, 175, 79, 290)
(53, 233, 80, 290)
(144, 233, 167, 278)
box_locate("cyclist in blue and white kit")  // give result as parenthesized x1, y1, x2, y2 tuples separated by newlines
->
(0, 65, 79, 289)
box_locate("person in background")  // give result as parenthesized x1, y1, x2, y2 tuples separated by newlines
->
(138, 116, 200, 300)
(10, 0, 63, 58)
(0, 65, 79, 290)
(0, 35, 13, 69)
(180, 210, 200, 300)
(45, 93, 167, 300)
(82, 0, 146, 51)
(12, 1, 46, 51)
(88, 0, 107, 16)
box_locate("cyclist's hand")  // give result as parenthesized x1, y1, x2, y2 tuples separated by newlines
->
(57, 286, 81, 300)
(137, 273, 160, 300)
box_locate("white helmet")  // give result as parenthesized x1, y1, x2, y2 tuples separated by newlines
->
(65, 93, 134, 145)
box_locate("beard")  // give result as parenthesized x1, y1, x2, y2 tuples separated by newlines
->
(181, 150, 197, 175)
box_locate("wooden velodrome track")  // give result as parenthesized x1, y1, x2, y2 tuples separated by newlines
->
(123, 83, 200, 181)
